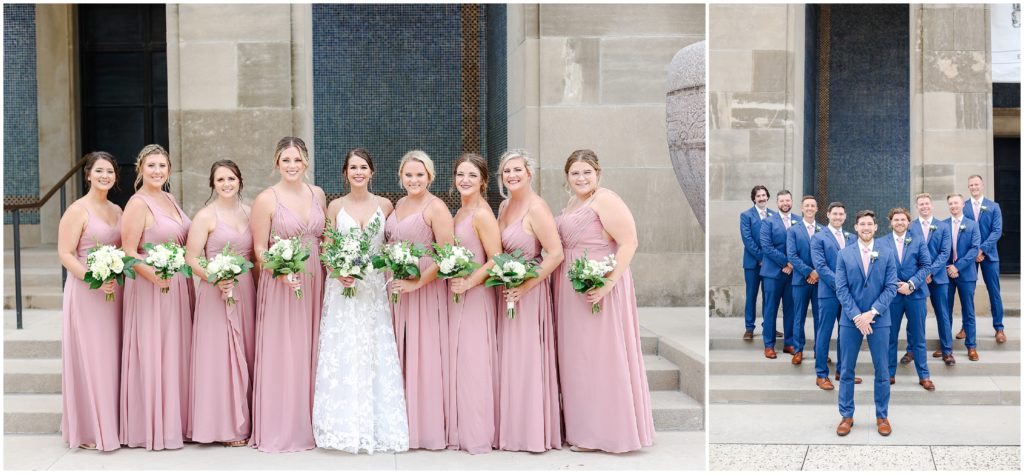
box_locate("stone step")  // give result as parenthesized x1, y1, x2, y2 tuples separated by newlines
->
(4, 245, 61, 268)
(3, 289, 64, 311)
(710, 374, 1019, 406)
(651, 390, 703, 431)
(644, 355, 681, 391)
(710, 349, 1020, 376)
(640, 327, 658, 355)
(4, 267, 65, 288)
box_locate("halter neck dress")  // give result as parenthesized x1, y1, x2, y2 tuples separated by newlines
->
(120, 192, 194, 450)
(553, 193, 654, 452)
(61, 202, 123, 451)
(188, 205, 256, 444)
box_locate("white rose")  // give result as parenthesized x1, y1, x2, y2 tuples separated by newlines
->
(282, 247, 294, 261)
(111, 258, 124, 273)
(507, 261, 526, 277)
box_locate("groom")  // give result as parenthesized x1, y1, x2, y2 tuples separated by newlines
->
(834, 210, 898, 436)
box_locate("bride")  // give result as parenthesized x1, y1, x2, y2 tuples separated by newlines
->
(313, 149, 409, 453)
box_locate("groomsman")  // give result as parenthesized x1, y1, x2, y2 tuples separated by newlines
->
(878, 208, 934, 391)
(834, 210, 899, 436)
(811, 202, 861, 389)
(759, 190, 796, 358)
(906, 194, 955, 365)
(962, 175, 1006, 343)
(740, 185, 774, 340)
(945, 193, 982, 361)
(786, 196, 822, 365)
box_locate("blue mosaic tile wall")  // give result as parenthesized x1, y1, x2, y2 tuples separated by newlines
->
(485, 5, 507, 208)
(4, 4, 40, 224)
(808, 5, 909, 234)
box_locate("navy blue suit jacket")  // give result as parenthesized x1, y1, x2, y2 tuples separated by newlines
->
(907, 218, 951, 285)
(786, 219, 823, 287)
(811, 227, 856, 299)
(835, 241, 899, 328)
(759, 212, 795, 279)
(964, 198, 1002, 262)
(945, 216, 981, 282)
(876, 233, 932, 300)
(740, 206, 772, 269)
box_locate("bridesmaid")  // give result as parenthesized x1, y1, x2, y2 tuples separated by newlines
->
(446, 153, 501, 454)
(248, 137, 327, 453)
(553, 149, 654, 453)
(57, 152, 124, 451)
(385, 150, 454, 450)
(184, 160, 256, 446)
(495, 149, 563, 452)
(120, 144, 195, 450)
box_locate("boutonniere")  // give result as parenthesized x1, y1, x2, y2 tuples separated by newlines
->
(870, 251, 879, 262)
(814, 225, 821, 233)
(929, 224, 937, 231)
(904, 237, 912, 245)
(790, 219, 798, 226)
(980, 205, 988, 213)
(959, 223, 967, 231)
(765, 210, 773, 216)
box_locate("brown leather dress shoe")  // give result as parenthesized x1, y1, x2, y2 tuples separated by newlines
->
(968, 348, 979, 361)
(776, 331, 783, 337)
(932, 349, 942, 358)
(783, 345, 795, 355)
(834, 373, 863, 384)
(876, 418, 892, 436)
(996, 330, 1007, 343)
(956, 328, 966, 339)
(764, 347, 777, 359)
(743, 330, 754, 341)
(836, 417, 854, 436)
(943, 353, 956, 365)
(919, 379, 935, 391)
(791, 352, 803, 365)
(900, 352, 914, 365)
(816, 377, 835, 390)
(889, 377, 895, 385)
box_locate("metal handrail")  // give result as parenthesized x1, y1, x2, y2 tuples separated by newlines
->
(5, 155, 89, 329)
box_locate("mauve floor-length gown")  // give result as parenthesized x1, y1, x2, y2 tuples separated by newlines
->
(249, 185, 325, 453)
(187, 209, 256, 443)
(120, 192, 195, 450)
(61, 206, 123, 451)
(554, 202, 654, 453)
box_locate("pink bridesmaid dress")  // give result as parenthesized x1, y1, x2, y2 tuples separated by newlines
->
(187, 208, 256, 444)
(385, 197, 449, 450)
(446, 207, 498, 454)
(554, 198, 655, 453)
(120, 192, 195, 450)
(249, 185, 325, 453)
(497, 213, 562, 452)
(61, 206, 123, 451)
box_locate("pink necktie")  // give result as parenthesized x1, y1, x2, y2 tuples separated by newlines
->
(952, 219, 959, 261)
(974, 202, 980, 221)
(783, 216, 791, 229)
(862, 247, 870, 276)
(835, 230, 845, 249)
(759, 209, 766, 220)
(896, 236, 904, 263)
(807, 224, 814, 237)
(922, 220, 930, 242)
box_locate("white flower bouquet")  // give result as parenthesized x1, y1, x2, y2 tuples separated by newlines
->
(372, 241, 426, 304)
(321, 216, 381, 298)
(566, 251, 617, 314)
(429, 239, 480, 303)
(83, 244, 140, 302)
(262, 235, 311, 299)
(484, 249, 540, 319)
(198, 243, 254, 305)
(142, 240, 192, 293)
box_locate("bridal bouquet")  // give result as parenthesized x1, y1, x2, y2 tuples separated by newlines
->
(198, 243, 253, 305)
(372, 241, 426, 304)
(142, 240, 192, 293)
(566, 251, 617, 314)
(429, 239, 480, 303)
(321, 216, 381, 298)
(484, 249, 539, 320)
(83, 244, 140, 301)
(263, 235, 311, 299)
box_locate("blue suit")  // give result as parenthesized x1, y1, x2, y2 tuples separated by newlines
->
(741, 206, 771, 331)
(964, 198, 1004, 331)
(908, 218, 953, 354)
(787, 220, 823, 354)
(835, 240, 899, 419)
(945, 216, 982, 349)
(811, 227, 856, 379)
(760, 212, 796, 348)
(877, 233, 932, 380)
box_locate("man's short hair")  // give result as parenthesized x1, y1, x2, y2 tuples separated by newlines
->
(914, 193, 932, 203)
(777, 189, 792, 198)
(750, 185, 769, 202)
(947, 193, 964, 201)
(801, 195, 817, 204)
(855, 209, 876, 224)
(887, 207, 912, 221)
(827, 201, 845, 213)
(968, 174, 983, 182)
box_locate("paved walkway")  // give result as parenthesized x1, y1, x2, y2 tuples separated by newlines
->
(710, 444, 1020, 470)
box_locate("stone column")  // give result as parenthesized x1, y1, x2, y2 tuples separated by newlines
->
(167, 4, 314, 215)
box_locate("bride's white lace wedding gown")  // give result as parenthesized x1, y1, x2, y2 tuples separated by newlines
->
(312, 207, 409, 453)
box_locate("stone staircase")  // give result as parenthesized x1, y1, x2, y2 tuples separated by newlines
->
(4, 245, 703, 434)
